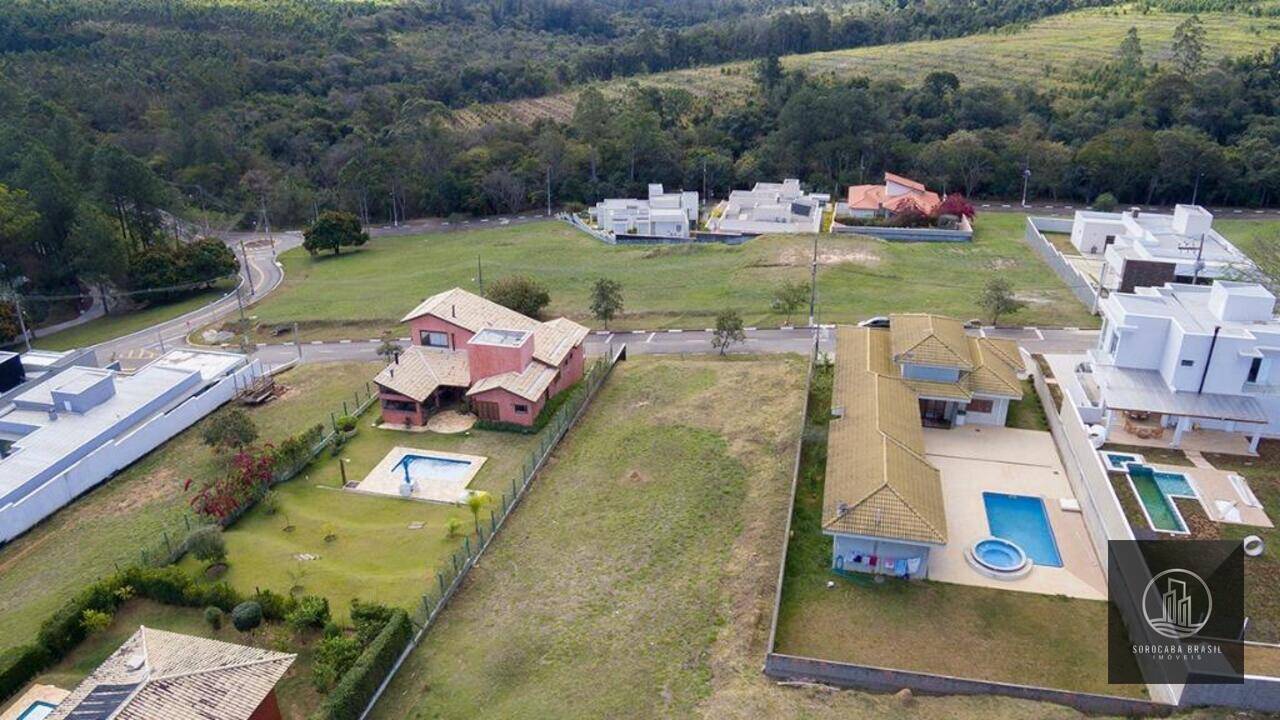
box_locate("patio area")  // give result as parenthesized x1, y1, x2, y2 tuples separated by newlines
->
(924, 425, 1107, 600)
(1105, 416, 1259, 456)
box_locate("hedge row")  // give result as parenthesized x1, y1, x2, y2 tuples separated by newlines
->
(317, 609, 412, 720)
(0, 565, 295, 704)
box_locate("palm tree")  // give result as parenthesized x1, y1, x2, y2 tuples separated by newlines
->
(466, 491, 492, 532)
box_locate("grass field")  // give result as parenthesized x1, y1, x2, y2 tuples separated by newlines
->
(1006, 379, 1050, 432)
(0, 362, 376, 655)
(236, 213, 1099, 342)
(33, 280, 237, 352)
(28, 599, 322, 718)
(179, 404, 543, 623)
(773, 366, 1144, 698)
(368, 355, 1136, 719)
(453, 6, 1280, 128)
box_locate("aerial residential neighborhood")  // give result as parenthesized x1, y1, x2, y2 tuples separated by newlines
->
(6, 2, 1280, 720)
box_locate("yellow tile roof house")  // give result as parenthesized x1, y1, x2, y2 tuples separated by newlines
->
(822, 315, 1024, 579)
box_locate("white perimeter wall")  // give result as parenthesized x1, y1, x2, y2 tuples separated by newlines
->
(0, 359, 263, 543)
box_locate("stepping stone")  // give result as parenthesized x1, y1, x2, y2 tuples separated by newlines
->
(408, 522, 425, 530)
(294, 553, 320, 561)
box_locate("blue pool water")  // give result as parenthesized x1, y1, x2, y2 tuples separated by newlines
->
(982, 493, 1063, 568)
(395, 454, 474, 483)
(17, 702, 57, 720)
(1154, 470, 1195, 497)
(1105, 453, 1139, 468)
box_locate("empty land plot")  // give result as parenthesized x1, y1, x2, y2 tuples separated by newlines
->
(453, 7, 1280, 127)
(239, 213, 1098, 343)
(0, 361, 378, 655)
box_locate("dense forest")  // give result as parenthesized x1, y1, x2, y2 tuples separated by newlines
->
(1, 0, 1280, 337)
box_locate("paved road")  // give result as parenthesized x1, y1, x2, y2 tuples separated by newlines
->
(979, 200, 1280, 220)
(251, 325, 1102, 368)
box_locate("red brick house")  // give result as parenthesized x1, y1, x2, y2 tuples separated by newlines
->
(47, 627, 295, 720)
(375, 287, 590, 427)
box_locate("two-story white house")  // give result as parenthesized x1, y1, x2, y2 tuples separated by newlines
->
(1068, 205, 1255, 294)
(589, 184, 698, 238)
(1083, 281, 1280, 452)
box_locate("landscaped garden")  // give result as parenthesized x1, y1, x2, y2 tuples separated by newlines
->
(232, 214, 1100, 344)
(179, 403, 545, 622)
(773, 364, 1144, 698)
(0, 361, 379, 656)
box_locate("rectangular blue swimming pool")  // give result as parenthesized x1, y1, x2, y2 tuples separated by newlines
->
(395, 454, 474, 483)
(982, 492, 1063, 568)
(17, 702, 57, 720)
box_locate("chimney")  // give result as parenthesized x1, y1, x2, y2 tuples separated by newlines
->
(393, 351, 400, 365)
(47, 408, 58, 422)
(1129, 207, 1141, 219)
(451, 304, 456, 318)
(389, 367, 395, 378)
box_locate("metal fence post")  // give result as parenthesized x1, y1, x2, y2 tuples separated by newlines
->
(464, 537, 471, 557)
(490, 509, 497, 532)
(438, 572, 446, 595)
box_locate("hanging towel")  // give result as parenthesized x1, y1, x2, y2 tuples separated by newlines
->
(868, 556, 877, 567)
(852, 554, 863, 564)
(906, 557, 921, 575)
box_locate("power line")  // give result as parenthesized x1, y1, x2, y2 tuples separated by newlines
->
(16, 275, 238, 302)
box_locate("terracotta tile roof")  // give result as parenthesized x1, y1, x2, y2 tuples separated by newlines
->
(883, 190, 942, 216)
(49, 627, 294, 720)
(884, 171, 927, 192)
(373, 346, 470, 402)
(889, 314, 974, 370)
(400, 288, 588, 367)
(823, 327, 947, 545)
(965, 336, 1024, 398)
(847, 184, 885, 210)
(466, 362, 557, 402)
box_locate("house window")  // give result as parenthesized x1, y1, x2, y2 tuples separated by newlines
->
(1248, 357, 1263, 384)
(382, 399, 417, 413)
(420, 331, 449, 348)
(514, 403, 530, 414)
(967, 398, 994, 414)
(1107, 331, 1120, 355)
(1180, 359, 1195, 367)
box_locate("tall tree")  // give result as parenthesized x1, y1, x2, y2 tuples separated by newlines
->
(1171, 15, 1206, 76)
(1117, 27, 1143, 75)
(589, 278, 623, 329)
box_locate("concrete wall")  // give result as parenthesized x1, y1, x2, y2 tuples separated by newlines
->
(1024, 216, 1099, 310)
(831, 224, 972, 243)
(763, 653, 1171, 716)
(0, 359, 263, 543)
(1180, 671, 1280, 712)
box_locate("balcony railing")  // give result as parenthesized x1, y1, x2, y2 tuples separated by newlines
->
(1242, 381, 1280, 395)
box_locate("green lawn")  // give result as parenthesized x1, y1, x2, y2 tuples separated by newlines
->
(33, 280, 237, 351)
(28, 599, 322, 719)
(774, 365, 1145, 698)
(1006, 379, 1050, 432)
(0, 362, 378, 655)
(454, 6, 1280, 128)
(237, 214, 1097, 343)
(180, 407, 543, 623)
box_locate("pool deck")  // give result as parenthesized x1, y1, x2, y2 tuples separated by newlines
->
(924, 425, 1108, 600)
(1, 685, 68, 720)
(1151, 458, 1273, 529)
(351, 446, 487, 504)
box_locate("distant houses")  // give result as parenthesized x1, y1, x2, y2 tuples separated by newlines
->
(1068, 204, 1255, 293)
(374, 288, 589, 428)
(589, 184, 699, 239)
(845, 171, 942, 219)
(707, 179, 829, 234)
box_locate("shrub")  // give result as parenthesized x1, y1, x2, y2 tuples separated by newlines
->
(287, 595, 331, 631)
(37, 577, 123, 658)
(201, 409, 259, 453)
(1093, 192, 1118, 212)
(260, 489, 280, 516)
(80, 609, 112, 635)
(204, 606, 223, 630)
(335, 415, 358, 433)
(0, 645, 52, 702)
(485, 274, 550, 319)
(311, 634, 363, 691)
(444, 517, 462, 539)
(253, 588, 296, 621)
(349, 599, 395, 646)
(232, 601, 263, 633)
(187, 526, 227, 563)
(318, 610, 412, 720)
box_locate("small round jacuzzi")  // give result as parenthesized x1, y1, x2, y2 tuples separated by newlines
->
(965, 537, 1032, 579)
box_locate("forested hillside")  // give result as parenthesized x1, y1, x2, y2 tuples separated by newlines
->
(2, 0, 1280, 340)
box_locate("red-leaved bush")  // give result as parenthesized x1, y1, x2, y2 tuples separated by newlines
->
(936, 193, 976, 219)
(190, 446, 277, 522)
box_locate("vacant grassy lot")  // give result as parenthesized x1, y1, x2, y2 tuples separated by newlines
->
(453, 7, 1280, 127)
(239, 213, 1096, 342)
(0, 362, 376, 655)
(34, 280, 236, 351)
(180, 405, 543, 623)
(28, 599, 322, 718)
(774, 366, 1144, 698)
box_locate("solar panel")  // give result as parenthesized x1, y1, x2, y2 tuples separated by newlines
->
(64, 682, 140, 720)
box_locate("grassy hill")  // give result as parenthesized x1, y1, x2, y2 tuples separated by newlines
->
(453, 5, 1280, 128)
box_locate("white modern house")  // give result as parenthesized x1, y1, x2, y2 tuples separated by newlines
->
(0, 348, 261, 542)
(589, 184, 698, 238)
(1068, 205, 1255, 293)
(1067, 281, 1280, 452)
(708, 179, 829, 234)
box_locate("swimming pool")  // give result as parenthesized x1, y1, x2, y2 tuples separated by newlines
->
(1126, 464, 1196, 534)
(395, 454, 475, 483)
(982, 493, 1063, 567)
(1102, 451, 1146, 473)
(16, 701, 57, 720)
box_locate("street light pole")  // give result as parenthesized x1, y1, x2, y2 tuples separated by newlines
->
(1021, 167, 1032, 208)
(808, 233, 818, 327)
(239, 239, 255, 296)
(11, 295, 31, 352)
(1191, 171, 1204, 206)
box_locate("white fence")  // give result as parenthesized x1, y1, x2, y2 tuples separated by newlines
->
(0, 359, 263, 543)
(1023, 216, 1099, 311)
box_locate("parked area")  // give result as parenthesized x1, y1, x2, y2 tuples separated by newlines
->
(0, 362, 374, 656)
(178, 394, 543, 622)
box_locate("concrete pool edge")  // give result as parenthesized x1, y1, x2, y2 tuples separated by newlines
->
(350, 446, 489, 505)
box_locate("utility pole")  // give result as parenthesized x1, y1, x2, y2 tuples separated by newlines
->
(1021, 167, 1032, 208)
(808, 233, 819, 327)
(235, 284, 247, 325)
(239, 239, 255, 296)
(1192, 233, 1207, 284)
(545, 166, 552, 217)
(294, 321, 302, 360)
(701, 156, 708, 207)
(476, 255, 484, 295)
(11, 295, 31, 352)
(1191, 171, 1204, 206)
